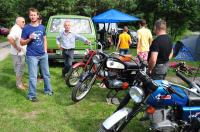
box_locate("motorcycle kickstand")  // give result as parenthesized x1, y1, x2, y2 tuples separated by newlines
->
(106, 90, 119, 105)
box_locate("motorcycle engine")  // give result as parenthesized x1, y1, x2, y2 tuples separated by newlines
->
(148, 108, 178, 132)
(99, 69, 119, 78)
(105, 79, 123, 89)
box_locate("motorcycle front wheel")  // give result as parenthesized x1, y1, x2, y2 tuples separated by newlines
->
(65, 66, 85, 87)
(71, 74, 96, 102)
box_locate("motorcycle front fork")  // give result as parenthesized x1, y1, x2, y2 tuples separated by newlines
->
(115, 93, 131, 112)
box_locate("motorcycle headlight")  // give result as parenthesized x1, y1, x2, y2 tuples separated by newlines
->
(92, 55, 101, 64)
(129, 86, 144, 103)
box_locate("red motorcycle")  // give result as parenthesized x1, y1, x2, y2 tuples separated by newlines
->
(65, 44, 96, 87)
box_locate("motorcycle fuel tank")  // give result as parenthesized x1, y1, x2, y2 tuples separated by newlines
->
(147, 80, 188, 107)
(106, 59, 125, 69)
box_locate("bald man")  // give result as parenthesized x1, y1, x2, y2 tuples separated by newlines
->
(7, 17, 26, 90)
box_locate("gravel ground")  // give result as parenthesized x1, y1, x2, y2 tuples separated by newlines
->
(0, 42, 10, 61)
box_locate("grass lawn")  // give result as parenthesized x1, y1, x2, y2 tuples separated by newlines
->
(0, 55, 149, 132)
(0, 46, 199, 132)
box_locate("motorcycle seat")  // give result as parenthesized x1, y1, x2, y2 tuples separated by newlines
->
(124, 62, 139, 70)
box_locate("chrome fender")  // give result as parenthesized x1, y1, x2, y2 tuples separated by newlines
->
(102, 108, 132, 130)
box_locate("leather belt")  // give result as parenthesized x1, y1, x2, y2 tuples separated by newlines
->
(64, 48, 74, 51)
(156, 62, 167, 66)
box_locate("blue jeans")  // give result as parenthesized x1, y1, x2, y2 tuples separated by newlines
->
(26, 53, 52, 98)
(119, 49, 129, 55)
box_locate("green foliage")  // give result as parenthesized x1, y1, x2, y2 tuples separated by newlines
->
(0, 0, 199, 40)
(0, 0, 19, 27)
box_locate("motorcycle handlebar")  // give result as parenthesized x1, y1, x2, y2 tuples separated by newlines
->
(176, 71, 200, 93)
(137, 71, 158, 92)
(176, 71, 193, 87)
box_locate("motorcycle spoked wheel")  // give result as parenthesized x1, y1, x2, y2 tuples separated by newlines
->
(65, 66, 85, 87)
(71, 74, 96, 102)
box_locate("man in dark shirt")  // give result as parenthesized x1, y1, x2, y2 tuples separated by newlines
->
(148, 19, 173, 80)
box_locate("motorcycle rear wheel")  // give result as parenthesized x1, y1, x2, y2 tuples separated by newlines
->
(71, 75, 95, 102)
(65, 66, 85, 87)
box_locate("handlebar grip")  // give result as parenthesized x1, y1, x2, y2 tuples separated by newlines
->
(176, 71, 193, 87)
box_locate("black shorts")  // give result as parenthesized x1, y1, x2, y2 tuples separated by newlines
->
(151, 63, 168, 80)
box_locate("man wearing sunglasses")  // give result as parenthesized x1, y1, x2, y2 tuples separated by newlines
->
(7, 17, 27, 90)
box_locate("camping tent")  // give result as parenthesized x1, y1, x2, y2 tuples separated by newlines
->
(174, 35, 200, 61)
(92, 9, 140, 23)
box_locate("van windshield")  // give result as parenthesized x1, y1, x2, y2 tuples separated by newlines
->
(50, 18, 92, 34)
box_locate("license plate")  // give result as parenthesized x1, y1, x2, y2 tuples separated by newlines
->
(56, 50, 62, 55)
(74, 50, 80, 54)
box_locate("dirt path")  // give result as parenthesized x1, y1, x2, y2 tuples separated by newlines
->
(166, 75, 200, 84)
(0, 42, 10, 61)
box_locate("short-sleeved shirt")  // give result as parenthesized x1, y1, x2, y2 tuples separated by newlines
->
(21, 24, 46, 56)
(148, 34, 173, 64)
(118, 32, 131, 49)
(137, 27, 153, 53)
(7, 24, 27, 55)
(56, 31, 87, 49)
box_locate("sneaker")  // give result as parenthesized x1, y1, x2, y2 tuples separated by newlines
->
(44, 91, 54, 96)
(28, 97, 38, 102)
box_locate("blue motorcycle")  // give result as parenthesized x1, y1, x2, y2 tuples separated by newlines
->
(99, 69, 200, 132)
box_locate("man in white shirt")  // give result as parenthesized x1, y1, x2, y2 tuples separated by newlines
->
(7, 17, 26, 90)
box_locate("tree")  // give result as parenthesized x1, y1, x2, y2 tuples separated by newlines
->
(0, 0, 19, 27)
(16, 0, 77, 25)
(136, 0, 200, 40)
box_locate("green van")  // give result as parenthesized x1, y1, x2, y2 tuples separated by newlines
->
(46, 15, 96, 61)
